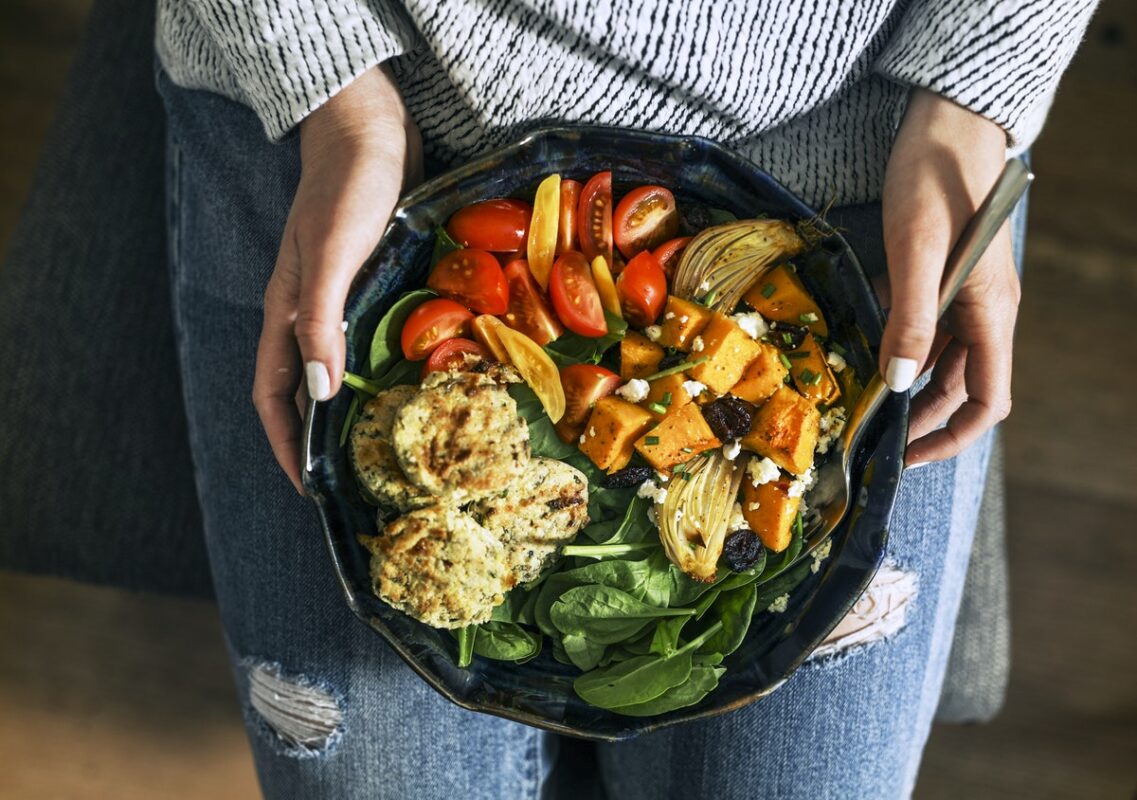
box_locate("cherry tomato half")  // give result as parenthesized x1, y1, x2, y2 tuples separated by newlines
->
(422, 338, 491, 377)
(500, 259, 564, 346)
(616, 250, 667, 327)
(427, 248, 509, 315)
(577, 172, 613, 266)
(557, 179, 581, 254)
(549, 252, 608, 338)
(554, 364, 622, 443)
(400, 298, 474, 361)
(446, 199, 532, 252)
(652, 236, 692, 281)
(614, 185, 679, 259)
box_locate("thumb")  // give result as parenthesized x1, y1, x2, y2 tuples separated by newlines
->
(295, 247, 357, 402)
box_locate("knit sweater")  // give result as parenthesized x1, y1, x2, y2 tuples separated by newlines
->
(155, 0, 1097, 207)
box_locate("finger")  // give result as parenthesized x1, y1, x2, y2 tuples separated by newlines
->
(253, 264, 306, 493)
(905, 320, 1013, 465)
(907, 338, 967, 446)
(879, 210, 950, 394)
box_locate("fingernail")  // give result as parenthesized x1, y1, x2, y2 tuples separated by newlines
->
(906, 461, 929, 470)
(885, 357, 918, 392)
(305, 361, 331, 401)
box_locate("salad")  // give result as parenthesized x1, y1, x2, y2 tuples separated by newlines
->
(340, 171, 858, 716)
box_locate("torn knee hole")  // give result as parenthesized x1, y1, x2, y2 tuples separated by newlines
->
(246, 661, 344, 752)
(809, 563, 918, 661)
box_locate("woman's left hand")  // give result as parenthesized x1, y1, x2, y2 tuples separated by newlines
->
(879, 88, 1021, 466)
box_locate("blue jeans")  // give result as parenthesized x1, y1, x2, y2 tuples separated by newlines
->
(158, 69, 996, 800)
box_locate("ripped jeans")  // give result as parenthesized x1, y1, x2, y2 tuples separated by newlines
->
(158, 69, 996, 800)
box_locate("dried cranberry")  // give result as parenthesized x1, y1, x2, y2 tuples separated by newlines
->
(723, 530, 764, 572)
(657, 350, 687, 371)
(701, 396, 754, 442)
(601, 465, 654, 489)
(768, 321, 809, 351)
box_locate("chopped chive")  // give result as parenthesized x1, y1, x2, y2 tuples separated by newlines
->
(681, 447, 694, 453)
(778, 353, 793, 370)
(640, 356, 708, 382)
(782, 332, 794, 345)
(799, 312, 819, 324)
(645, 435, 660, 446)
(703, 290, 718, 306)
(810, 373, 823, 385)
(829, 341, 847, 356)
(662, 391, 673, 405)
(760, 283, 777, 298)
(648, 402, 668, 415)
(799, 368, 816, 384)
(783, 375, 793, 384)
(787, 351, 810, 359)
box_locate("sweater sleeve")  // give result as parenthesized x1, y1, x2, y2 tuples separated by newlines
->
(875, 0, 1098, 146)
(183, 1, 420, 140)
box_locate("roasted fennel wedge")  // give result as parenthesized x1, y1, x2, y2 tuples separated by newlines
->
(655, 453, 745, 582)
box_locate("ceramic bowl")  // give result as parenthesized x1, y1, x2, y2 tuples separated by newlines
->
(302, 126, 907, 741)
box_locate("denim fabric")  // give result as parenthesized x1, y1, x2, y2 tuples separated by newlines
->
(158, 70, 995, 799)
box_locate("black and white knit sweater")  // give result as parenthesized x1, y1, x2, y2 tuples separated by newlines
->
(156, 0, 1097, 206)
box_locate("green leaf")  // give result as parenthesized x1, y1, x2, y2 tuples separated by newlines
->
(574, 652, 692, 708)
(534, 559, 665, 638)
(455, 626, 476, 668)
(668, 565, 729, 607)
(583, 493, 654, 546)
(561, 542, 657, 560)
(472, 621, 542, 663)
(562, 634, 608, 671)
(695, 584, 758, 657)
(372, 359, 421, 391)
(368, 289, 436, 378)
(649, 615, 688, 657)
(506, 383, 579, 460)
(714, 548, 769, 593)
(431, 225, 462, 266)
(338, 392, 362, 447)
(545, 311, 627, 366)
(608, 665, 725, 717)
(550, 585, 694, 645)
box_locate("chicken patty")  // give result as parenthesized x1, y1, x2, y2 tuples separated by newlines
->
(474, 457, 589, 584)
(349, 385, 431, 511)
(392, 372, 529, 503)
(364, 504, 513, 628)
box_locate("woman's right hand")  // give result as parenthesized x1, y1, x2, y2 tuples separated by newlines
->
(252, 64, 422, 493)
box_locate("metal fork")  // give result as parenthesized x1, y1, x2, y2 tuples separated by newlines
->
(800, 159, 1033, 559)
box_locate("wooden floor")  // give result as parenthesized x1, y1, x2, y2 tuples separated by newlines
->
(1, 1, 1135, 798)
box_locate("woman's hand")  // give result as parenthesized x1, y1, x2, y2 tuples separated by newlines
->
(880, 89, 1020, 466)
(252, 65, 422, 492)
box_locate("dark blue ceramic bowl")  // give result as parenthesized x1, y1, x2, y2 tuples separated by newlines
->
(302, 126, 907, 741)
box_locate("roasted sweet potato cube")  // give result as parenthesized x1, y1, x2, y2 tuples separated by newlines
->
(641, 372, 693, 420)
(686, 313, 764, 395)
(658, 296, 713, 351)
(634, 403, 721, 472)
(740, 385, 819, 475)
(619, 330, 665, 380)
(741, 477, 800, 553)
(788, 332, 841, 406)
(579, 396, 655, 473)
(743, 263, 828, 337)
(731, 341, 788, 404)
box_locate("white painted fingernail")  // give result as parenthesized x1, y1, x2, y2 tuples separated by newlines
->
(885, 357, 918, 392)
(305, 361, 331, 401)
(906, 461, 929, 470)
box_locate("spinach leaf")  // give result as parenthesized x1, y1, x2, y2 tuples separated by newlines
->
(562, 634, 608, 671)
(550, 585, 694, 645)
(649, 615, 688, 657)
(692, 587, 722, 620)
(491, 586, 532, 623)
(368, 289, 436, 378)
(373, 359, 421, 391)
(545, 311, 627, 366)
(714, 548, 769, 593)
(431, 225, 463, 265)
(507, 383, 578, 461)
(695, 583, 758, 657)
(455, 626, 476, 668)
(668, 565, 728, 607)
(755, 515, 804, 583)
(580, 493, 654, 546)
(472, 621, 542, 663)
(608, 665, 725, 717)
(338, 392, 362, 447)
(572, 621, 723, 709)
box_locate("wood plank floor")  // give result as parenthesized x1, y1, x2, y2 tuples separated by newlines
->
(2, 1, 1135, 798)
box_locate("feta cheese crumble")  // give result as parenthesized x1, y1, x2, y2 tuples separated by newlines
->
(644, 325, 662, 342)
(682, 380, 707, 399)
(747, 456, 781, 486)
(810, 539, 833, 574)
(826, 350, 847, 372)
(722, 439, 742, 461)
(731, 311, 768, 339)
(816, 407, 847, 454)
(664, 311, 676, 320)
(767, 594, 790, 613)
(697, 279, 711, 292)
(690, 336, 705, 352)
(787, 466, 815, 498)
(637, 480, 668, 505)
(615, 378, 650, 403)
(728, 502, 747, 532)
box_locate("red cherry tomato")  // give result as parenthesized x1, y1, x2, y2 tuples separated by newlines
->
(422, 338, 491, 377)
(557, 179, 581, 254)
(613, 185, 679, 259)
(446, 199, 532, 252)
(554, 364, 622, 443)
(549, 252, 608, 338)
(499, 259, 564, 346)
(617, 250, 667, 327)
(577, 172, 613, 266)
(400, 298, 474, 361)
(427, 248, 509, 315)
(652, 236, 692, 281)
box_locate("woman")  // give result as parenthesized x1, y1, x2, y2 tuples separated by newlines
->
(154, 1, 1096, 797)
